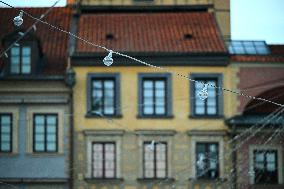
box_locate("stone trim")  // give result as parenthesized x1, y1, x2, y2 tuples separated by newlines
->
(85, 133, 123, 179)
(83, 129, 125, 136)
(248, 145, 283, 185)
(0, 106, 19, 154)
(135, 129, 176, 136)
(187, 130, 228, 136)
(137, 133, 174, 178)
(26, 107, 65, 154)
(189, 135, 225, 179)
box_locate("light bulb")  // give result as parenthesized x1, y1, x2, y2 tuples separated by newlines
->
(4, 52, 8, 58)
(103, 50, 113, 66)
(197, 83, 208, 100)
(18, 31, 24, 36)
(147, 140, 155, 151)
(13, 11, 23, 27)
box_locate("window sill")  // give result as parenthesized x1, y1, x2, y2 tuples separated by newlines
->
(137, 178, 175, 182)
(85, 113, 123, 119)
(0, 152, 18, 156)
(136, 115, 174, 119)
(27, 152, 64, 156)
(85, 178, 124, 183)
(189, 177, 227, 182)
(189, 115, 224, 119)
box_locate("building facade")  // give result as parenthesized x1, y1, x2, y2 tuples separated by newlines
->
(70, 3, 236, 188)
(0, 7, 73, 189)
(226, 41, 284, 189)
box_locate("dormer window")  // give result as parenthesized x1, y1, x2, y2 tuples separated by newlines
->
(10, 45, 31, 74)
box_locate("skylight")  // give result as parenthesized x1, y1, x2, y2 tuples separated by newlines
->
(226, 40, 270, 55)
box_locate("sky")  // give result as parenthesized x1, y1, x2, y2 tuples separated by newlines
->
(0, 0, 284, 44)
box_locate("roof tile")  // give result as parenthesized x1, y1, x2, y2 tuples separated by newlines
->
(76, 12, 227, 53)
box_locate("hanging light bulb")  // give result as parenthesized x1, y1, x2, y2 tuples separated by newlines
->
(33, 25, 37, 31)
(147, 140, 155, 151)
(197, 153, 206, 170)
(4, 52, 8, 58)
(13, 11, 24, 27)
(197, 83, 208, 100)
(103, 50, 113, 66)
(18, 31, 24, 36)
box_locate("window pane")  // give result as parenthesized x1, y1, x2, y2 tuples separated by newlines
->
(11, 65, 20, 74)
(1, 116, 11, 125)
(143, 81, 153, 89)
(22, 47, 31, 55)
(47, 116, 56, 125)
(47, 142, 56, 151)
(1, 142, 10, 151)
(22, 65, 31, 74)
(105, 170, 115, 178)
(196, 106, 205, 114)
(35, 116, 44, 125)
(11, 47, 20, 55)
(105, 89, 114, 98)
(35, 133, 44, 142)
(11, 57, 19, 65)
(104, 80, 114, 89)
(155, 81, 165, 89)
(267, 163, 276, 171)
(1, 125, 11, 133)
(93, 81, 102, 89)
(144, 106, 153, 114)
(35, 125, 44, 133)
(156, 89, 165, 97)
(144, 89, 153, 97)
(207, 107, 217, 115)
(47, 134, 56, 142)
(22, 57, 30, 64)
(35, 142, 44, 151)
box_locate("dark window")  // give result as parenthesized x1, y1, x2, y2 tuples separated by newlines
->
(33, 114, 58, 152)
(196, 143, 219, 179)
(91, 78, 116, 115)
(143, 142, 167, 178)
(142, 79, 166, 115)
(0, 114, 12, 152)
(92, 142, 116, 178)
(87, 74, 121, 117)
(138, 73, 172, 117)
(190, 74, 223, 117)
(10, 46, 31, 74)
(194, 79, 218, 116)
(254, 150, 278, 184)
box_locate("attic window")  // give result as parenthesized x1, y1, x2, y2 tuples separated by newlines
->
(106, 33, 114, 40)
(184, 33, 193, 40)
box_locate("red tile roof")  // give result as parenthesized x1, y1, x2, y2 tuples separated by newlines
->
(76, 12, 227, 54)
(0, 7, 72, 75)
(231, 45, 284, 63)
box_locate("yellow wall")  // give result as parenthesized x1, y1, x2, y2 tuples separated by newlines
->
(73, 66, 237, 132)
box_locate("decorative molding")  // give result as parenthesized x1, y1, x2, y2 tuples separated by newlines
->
(83, 129, 125, 136)
(187, 130, 228, 136)
(135, 129, 176, 136)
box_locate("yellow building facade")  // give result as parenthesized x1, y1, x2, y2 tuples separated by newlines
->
(70, 1, 235, 188)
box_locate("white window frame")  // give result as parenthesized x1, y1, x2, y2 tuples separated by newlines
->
(84, 130, 123, 179)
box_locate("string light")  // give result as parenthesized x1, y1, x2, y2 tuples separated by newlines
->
(103, 50, 113, 66)
(147, 140, 155, 151)
(18, 31, 24, 36)
(197, 83, 209, 100)
(33, 25, 37, 31)
(13, 11, 23, 26)
(4, 52, 8, 58)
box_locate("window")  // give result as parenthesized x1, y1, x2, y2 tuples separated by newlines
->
(33, 114, 58, 152)
(87, 74, 120, 117)
(254, 150, 278, 184)
(226, 40, 270, 55)
(190, 74, 223, 117)
(143, 142, 167, 178)
(0, 114, 12, 152)
(196, 143, 219, 179)
(10, 46, 31, 74)
(92, 142, 116, 178)
(138, 73, 172, 117)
